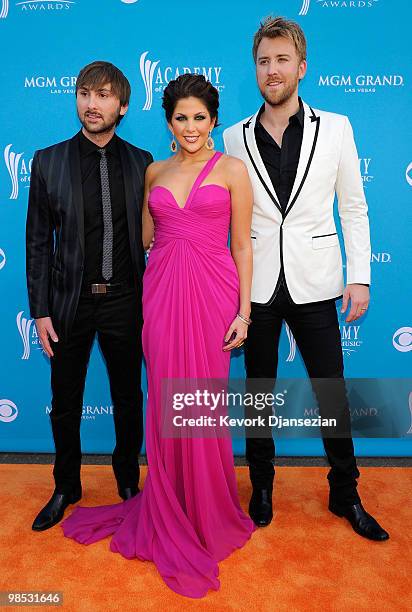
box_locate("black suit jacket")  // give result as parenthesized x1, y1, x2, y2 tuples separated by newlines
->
(26, 133, 152, 339)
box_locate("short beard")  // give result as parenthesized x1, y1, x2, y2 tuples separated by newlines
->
(78, 109, 121, 135)
(260, 75, 299, 108)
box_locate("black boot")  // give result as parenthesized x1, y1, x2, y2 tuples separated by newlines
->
(32, 486, 82, 532)
(329, 501, 389, 541)
(249, 488, 273, 527)
(118, 485, 139, 500)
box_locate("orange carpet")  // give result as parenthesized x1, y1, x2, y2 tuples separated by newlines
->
(0, 465, 410, 611)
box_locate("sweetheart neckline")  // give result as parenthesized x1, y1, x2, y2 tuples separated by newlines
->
(149, 184, 230, 210)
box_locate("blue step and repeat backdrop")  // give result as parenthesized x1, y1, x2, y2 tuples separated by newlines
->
(0, 0, 411, 456)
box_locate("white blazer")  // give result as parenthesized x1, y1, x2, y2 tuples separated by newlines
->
(223, 100, 371, 304)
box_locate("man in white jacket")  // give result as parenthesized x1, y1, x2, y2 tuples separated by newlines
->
(223, 16, 388, 540)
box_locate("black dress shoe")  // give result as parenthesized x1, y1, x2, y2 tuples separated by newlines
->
(32, 486, 82, 532)
(249, 488, 273, 527)
(329, 502, 389, 541)
(118, 486, 139, 501)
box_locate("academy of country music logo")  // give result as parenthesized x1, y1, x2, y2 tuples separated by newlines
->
(0, 248, 6, 270)
(0, 0, 75, 18)
(24, 75, 77, 95)
(285, 323, 362, 361)
(392, 327, 412, 353)
(16, 311, 43, 359)
(359, 158, 374, 186)
(318, 73, 404, 94)
(139, 51, 224, 111)
(406, 162, 412, 187)
(0, 399, 18, 423)
(285, 323, 296, 362)
(340, 324, 363, 356)
(4, 144, 32, 200)
(299, 0, 378, 15)
(45, 404, 114, 420)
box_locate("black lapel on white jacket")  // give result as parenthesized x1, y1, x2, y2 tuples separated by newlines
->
(284, 105, 320, 219)
(242, 116, 283, 216)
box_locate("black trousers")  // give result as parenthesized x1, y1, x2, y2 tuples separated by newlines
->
(50, 288, 143, 494)
(244, 284, 360, 507)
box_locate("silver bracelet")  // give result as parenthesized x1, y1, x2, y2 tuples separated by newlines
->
(236, 313, 252, 326)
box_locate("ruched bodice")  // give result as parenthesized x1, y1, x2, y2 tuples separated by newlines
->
(148, 184, 231, 252)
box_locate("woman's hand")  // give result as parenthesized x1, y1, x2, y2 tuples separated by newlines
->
(223, 317, 249, 351)
(146, 235, 155, 256)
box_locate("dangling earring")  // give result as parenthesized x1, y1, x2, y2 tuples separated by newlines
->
(170, 133, 177, 153)
(206, 130, 214, 151)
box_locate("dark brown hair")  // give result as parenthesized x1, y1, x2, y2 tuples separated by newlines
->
(76, 61, 131, 107)
(162, 74, 219, 126)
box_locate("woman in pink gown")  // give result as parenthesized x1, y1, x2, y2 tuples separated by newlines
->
(62, 74, 255, 598)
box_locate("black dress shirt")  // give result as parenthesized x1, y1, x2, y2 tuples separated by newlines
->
(78, 130, 133, 286)
(254, 97, 304, 211)
(254, 99, 304, 300)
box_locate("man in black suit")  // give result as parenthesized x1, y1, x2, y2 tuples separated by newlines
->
(26, 61, 152, 531)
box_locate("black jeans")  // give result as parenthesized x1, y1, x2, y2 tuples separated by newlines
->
(50, 288, 143, 494)
(244, 284, 360, 507)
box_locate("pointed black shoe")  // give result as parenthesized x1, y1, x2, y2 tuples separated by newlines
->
(329, 502, 389, 541)
(32, 486, 82, 532)
(118, 486, 139, 501)
(249, 488, 273, 527)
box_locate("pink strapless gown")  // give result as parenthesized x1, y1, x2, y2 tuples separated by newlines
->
(62, 152, 255, 598)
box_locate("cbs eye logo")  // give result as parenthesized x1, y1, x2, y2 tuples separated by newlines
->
(392, 327, 412, 353)
(0, 399, 18, 423)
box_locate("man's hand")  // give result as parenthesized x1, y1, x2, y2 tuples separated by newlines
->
(341, 284, 370, 323)
(35, 317, 58, 358)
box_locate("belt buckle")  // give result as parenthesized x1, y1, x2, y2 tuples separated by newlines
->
(91, 284, 107, 294)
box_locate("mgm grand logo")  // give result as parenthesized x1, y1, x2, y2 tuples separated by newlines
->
(24, 75, 77, 94)
(45, 404, 114, 420)
(319, 74, 403, 94)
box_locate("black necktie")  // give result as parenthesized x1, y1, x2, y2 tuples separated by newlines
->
(97, 148, 113, 281)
